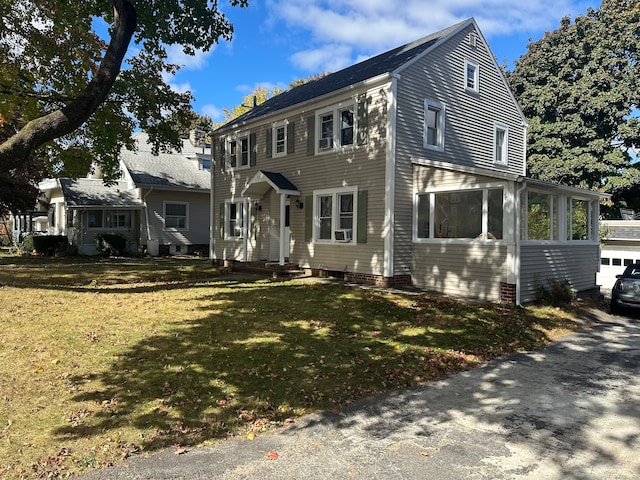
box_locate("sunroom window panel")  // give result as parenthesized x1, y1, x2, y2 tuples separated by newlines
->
(570, 199, 590, 240)
(416, 194, 430, 239)
(487, 189, 503, 239)
(434, 191, 482, 238)
(526, 192, 551, 240)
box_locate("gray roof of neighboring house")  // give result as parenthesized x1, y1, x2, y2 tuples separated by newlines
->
(60, 178, 143, 208)
(120, 133, 211, 191)
(215, 19, 471, 131)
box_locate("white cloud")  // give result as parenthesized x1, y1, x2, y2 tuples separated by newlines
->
(235, 81, 289, 95)
(201, 104, 224, 121)
(168, 81, 191, 95)
(290, 44, 353, 73)
(266, 0, 593, 72)
(165, 44, 213, 70)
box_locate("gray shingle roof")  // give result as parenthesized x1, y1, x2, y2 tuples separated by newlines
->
(216, 19, 471, 131)
(60, 179, 143, 208)
(121, 133, 211, 191)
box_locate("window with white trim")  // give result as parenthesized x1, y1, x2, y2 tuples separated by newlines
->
(316, 102, 355, 153)
(273, 120, 287, 157)
(568, 198, 593, 241)
(314, 187, 357, 243)
(414, 187, 503, 240)
(521, 191, 559, 240)
(164, 202, 188, 230)
(225, 200, 245, 238)
(424, 99, 445, 151)
(464, 59, 479, 92)
(494, 124, 508, 165)
(225, 133, 250, 170)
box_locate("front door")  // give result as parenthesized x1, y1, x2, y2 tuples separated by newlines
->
(268, 195, 291, 262)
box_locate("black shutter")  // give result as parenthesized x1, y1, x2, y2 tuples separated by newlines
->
(357, 190, 367, 244)
(266, 128, 272, 159)
(306, 116, 315, 156)
(287, 122, 295, 154)
(250, 132, 257, 166)
(305, 195, 313, 242)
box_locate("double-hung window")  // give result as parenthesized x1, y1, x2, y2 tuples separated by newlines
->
(273, 120, 287, 157)
(225, 133, 250, 170)
(314, 188, 357, 243)
(464, 59, 479, 92)
(424, 99, 445, 151)
(494, 123, 508, 165)
(316, 102, 355, 153)
(164, 202, 188, 230)
(225, 201, 245, 239)
(415, 187, 504, 240)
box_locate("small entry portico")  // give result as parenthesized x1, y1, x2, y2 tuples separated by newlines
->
(242, 170, 300, 266)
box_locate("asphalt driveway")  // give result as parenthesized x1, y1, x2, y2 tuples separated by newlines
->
(79, 307, 640, 479)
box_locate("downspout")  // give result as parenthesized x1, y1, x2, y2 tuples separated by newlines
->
(143, 187, 153, 241)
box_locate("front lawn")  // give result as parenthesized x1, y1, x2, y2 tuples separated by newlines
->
(0, 256, 585, 479)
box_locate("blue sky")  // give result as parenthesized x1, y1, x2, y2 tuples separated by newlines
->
(160, 0, 600, 123)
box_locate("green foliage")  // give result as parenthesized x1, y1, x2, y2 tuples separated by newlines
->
(0, 0, 248, 209)
(507, 0, 640, 196)
(95, 233, 128, 256)
(534, 278, 576, 306)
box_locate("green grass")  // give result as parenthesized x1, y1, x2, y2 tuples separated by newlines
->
(0, 255, 585, 479)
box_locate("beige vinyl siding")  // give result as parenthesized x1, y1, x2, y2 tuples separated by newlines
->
(393, 24, 525, 276)
(412, 243, 508, 301)
(520, 243, 599, 303)
(411, 165, 511, 301)
(213, 83, 391, 275)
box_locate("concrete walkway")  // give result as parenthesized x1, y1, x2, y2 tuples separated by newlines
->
(79, 308, 640, 479)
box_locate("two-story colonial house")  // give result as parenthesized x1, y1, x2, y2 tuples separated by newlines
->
(211, 18, 605, 304)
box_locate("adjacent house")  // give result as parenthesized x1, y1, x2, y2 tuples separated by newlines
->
(211, 18, 606, 304)
(598, 210, 640, 290)
(38, 131, 211, 255)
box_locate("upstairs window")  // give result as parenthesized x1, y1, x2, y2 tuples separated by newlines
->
(273, 120, 287, 157)
(225, 133, 250, 170)
(494, 124, 508, 165)
(316, 102, 355, 153)
(424, 99, 445, 151)
(464, 59, 479, 92)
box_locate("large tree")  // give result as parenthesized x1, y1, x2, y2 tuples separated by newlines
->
(507, 0, 640, 201)
(0, 0, 247, 215)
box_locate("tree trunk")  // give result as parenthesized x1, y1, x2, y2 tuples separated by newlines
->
(0, 0, 137, 168)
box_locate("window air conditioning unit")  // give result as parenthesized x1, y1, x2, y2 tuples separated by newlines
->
(319, 137, 333, 150)
(334, 229, 352, 242)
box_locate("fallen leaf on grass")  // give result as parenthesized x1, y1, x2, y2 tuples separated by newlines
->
(267, 451, 278, 460)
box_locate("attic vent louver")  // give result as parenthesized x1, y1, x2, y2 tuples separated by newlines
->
(469, 31, 477, 48)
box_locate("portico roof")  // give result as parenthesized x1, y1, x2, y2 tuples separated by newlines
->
(242, 170, 300, 198)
